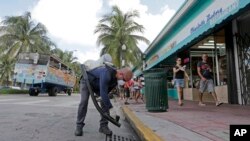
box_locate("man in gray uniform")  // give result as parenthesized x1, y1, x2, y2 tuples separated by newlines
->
(75, 66, 132, 136)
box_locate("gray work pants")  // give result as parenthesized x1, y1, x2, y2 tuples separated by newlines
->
(76, 78, 109, 128)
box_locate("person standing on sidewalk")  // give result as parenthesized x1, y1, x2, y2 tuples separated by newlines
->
(173, 57, 189, 106)
(197, 53, 223, 106)
(133, 77, 143, 104)
(75, 67, 133, 136)
(124, 79, 133, 105)
(118, 80, 125, 100)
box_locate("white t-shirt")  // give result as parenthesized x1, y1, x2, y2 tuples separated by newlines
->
(118, 80, 125, 86)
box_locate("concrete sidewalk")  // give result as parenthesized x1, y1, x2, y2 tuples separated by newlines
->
(121, 100, 250, 141)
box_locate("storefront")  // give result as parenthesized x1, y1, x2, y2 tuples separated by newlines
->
(136, 0, 250, 105)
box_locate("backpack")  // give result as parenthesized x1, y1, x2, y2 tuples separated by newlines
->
(84, 54, 113, 71)
(79, 53, 115, 84)
(87, 64, 117, 94)
(80, 53, 117, 94)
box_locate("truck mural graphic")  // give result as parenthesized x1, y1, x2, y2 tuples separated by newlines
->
(13, 53, 76, 96)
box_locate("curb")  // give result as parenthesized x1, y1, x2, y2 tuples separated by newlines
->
(121, 106, 164, 141)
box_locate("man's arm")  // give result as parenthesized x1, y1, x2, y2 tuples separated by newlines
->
(99, 69, 113, 110)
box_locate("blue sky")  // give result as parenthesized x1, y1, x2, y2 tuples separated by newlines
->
(0, 0, 185, 63)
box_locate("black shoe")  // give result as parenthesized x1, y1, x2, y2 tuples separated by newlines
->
(115, 115, 120, 122)
(124, 102, 129, 105)
(216, 101, 223, 106)
(75, 127, 83, 136)
(99, 126, 113, 135)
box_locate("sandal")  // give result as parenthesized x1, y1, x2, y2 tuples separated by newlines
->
(178, 102, 184, 106)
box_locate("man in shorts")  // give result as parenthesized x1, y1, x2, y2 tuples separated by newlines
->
(197, 53, 223, 106)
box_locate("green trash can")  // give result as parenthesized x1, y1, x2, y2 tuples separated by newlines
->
(144, 68, 168, 112)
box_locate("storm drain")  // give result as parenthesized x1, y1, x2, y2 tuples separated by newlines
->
(105, 134, 137, 141)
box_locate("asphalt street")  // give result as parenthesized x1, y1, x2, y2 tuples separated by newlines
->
(0, 94, 139, 141)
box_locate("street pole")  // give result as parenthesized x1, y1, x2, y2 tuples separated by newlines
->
(142, 53, 146, 71)
(122, 44, 126, 67)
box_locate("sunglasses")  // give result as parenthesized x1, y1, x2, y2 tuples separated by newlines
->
(177, 60, 181, 61)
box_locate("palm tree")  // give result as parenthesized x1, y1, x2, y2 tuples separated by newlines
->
(62, 50, 78, 66)
(95, 5, 150, 68)
(0, 12, 55, 58)
(51, 48, 78, 67)
(51, 47, 64, 59)
(0, 55, 15, 86)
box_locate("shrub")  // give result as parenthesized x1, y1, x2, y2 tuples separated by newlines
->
(0, 88, 28, 94)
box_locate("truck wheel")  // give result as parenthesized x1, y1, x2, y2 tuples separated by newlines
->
(67, 89, 72, 96)
(29, 88, 39, 96)
(49, 87, 57, 96)
(48, 88, 51, 96)
(29, 88, 35, 96)
(34, 90, 39, 96)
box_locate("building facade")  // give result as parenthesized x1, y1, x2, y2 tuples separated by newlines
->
(135, 0, 250, 105)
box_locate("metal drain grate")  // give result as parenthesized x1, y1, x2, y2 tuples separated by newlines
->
(105, 134, 137, 141)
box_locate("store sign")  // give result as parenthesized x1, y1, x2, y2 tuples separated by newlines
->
(191, 0, 239, 34)
(147, 41, 176, 66)
(146, 41, 176, 65)
(158, 41, 177, 57)
(146, 0, 242, 68)
(147, 54, 159, 66)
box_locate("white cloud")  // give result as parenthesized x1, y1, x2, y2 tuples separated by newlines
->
(32, 0, 103, 63)
(31, 0, 176, 62)
(109, 0, 148, 14)
(54, 39, 101, 63)
(32, 0, 102, 46)
(74, 48, 100, 63)
(108, 0, 176, 52)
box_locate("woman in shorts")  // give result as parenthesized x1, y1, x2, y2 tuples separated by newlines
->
(173, 58, 189, 106)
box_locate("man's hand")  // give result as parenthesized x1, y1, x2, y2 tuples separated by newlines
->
(201, 77, 207, 81)
(109, 108, 120, 122)
(109, 108, 116, 117)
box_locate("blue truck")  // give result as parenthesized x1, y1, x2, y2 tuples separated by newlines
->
(13, 53, 76, 96)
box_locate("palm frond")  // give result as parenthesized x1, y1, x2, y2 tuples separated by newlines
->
(0, 11, 54, 59)
(95, 6, 149, 67)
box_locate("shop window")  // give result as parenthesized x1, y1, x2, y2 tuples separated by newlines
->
(189, 29, 227, 87)
(214, 30, 227, 86)
(218, 52, 227, 85)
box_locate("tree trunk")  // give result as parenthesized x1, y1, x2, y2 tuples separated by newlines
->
(6, 76, 9, 86)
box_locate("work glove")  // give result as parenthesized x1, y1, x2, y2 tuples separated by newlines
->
(109, 107, 116, 118)
(109, 108, 120, 122)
